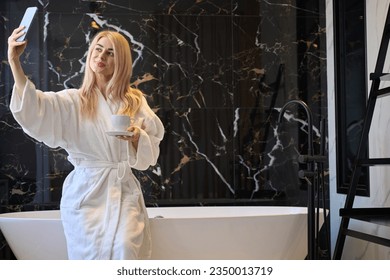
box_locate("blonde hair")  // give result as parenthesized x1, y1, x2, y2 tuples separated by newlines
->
(79, 31, 142, 119)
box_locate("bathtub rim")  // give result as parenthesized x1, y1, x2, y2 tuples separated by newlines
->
(0, 206, 322, 221)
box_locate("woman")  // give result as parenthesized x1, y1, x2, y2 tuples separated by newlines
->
(7, 26, 164, 259)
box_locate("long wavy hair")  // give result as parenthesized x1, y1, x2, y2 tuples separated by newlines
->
(79, 31, 142, 119)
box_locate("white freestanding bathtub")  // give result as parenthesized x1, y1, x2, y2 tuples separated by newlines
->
(0, 206, 323, 260)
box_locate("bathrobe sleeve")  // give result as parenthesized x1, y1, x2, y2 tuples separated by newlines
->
(9, 79, 75, 149)
(127, 96, 164, 170)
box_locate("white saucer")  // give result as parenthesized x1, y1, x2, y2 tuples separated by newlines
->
(106, 131, 134, 137)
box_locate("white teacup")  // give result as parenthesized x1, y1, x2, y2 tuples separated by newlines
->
(111, 115, 131, 131)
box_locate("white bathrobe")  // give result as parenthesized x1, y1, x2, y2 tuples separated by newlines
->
(10, 79, 164, 260)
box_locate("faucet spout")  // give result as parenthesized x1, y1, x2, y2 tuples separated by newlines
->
(277, 99, 314, 157)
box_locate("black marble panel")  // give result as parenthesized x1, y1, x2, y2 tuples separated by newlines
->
(0, 0, 327, 212)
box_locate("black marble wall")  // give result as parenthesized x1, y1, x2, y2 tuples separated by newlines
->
(0, 0, 327, 212)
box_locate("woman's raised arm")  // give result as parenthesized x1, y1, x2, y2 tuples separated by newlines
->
(7, 26, 28, 92)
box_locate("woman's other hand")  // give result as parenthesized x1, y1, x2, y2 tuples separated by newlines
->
(117, 126, 141, 149)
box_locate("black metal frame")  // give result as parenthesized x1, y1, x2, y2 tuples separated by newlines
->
(333, 0, 369, 196)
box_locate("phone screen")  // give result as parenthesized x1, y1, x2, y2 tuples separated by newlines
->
(16, 7, 38, 42)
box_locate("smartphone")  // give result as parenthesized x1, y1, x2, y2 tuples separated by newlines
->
(16, 7, 38, 42)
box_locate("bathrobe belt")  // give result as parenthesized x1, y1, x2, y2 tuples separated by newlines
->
(68, 157, 133, 183)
